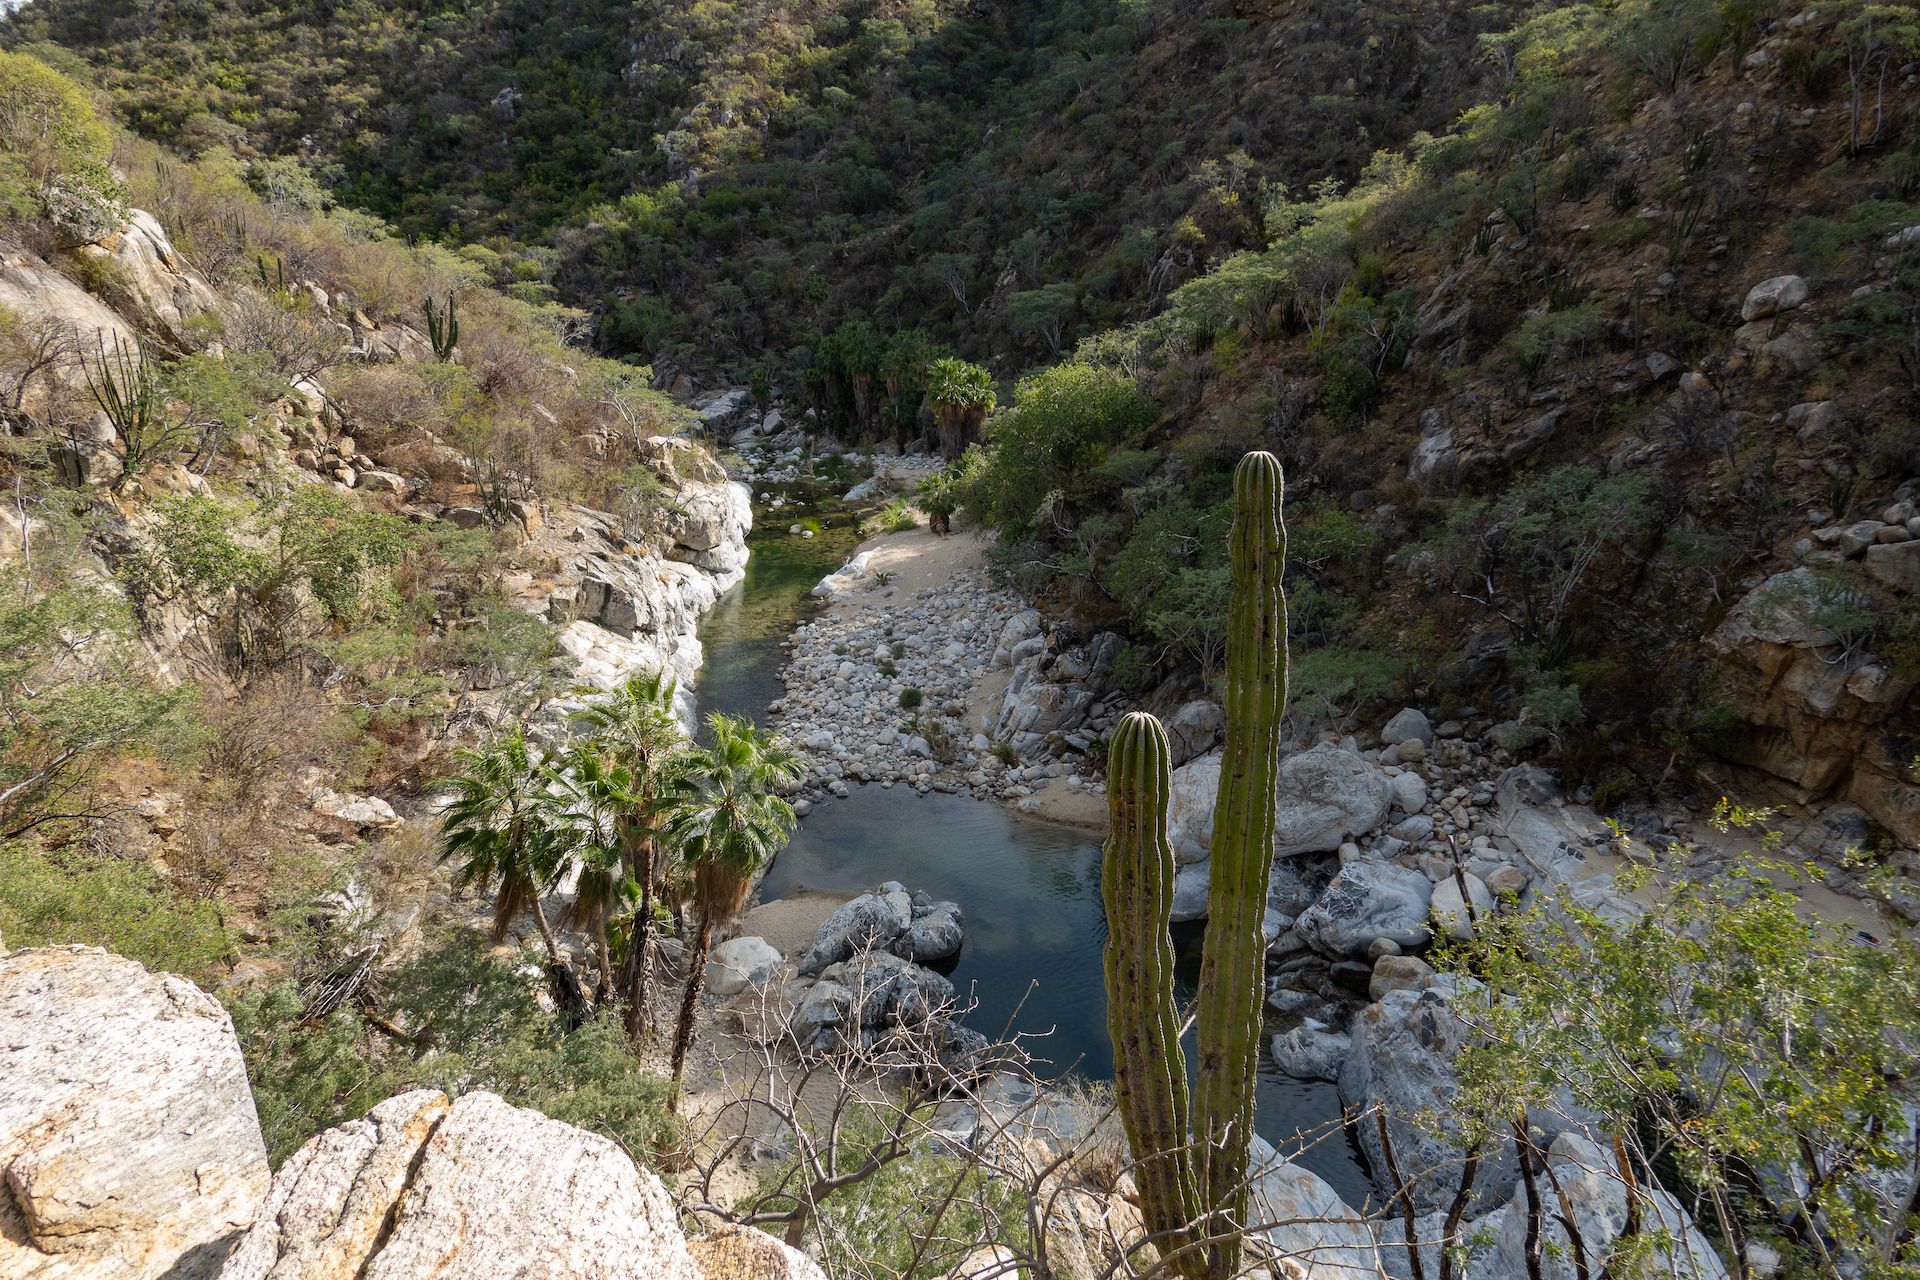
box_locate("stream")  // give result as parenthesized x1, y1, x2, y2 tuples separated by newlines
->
(693, 480, 1373, 1206)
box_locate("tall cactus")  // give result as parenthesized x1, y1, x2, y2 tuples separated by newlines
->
(1102, 450, 1288, 1278)
(424, 291, 459, 361)
(1193, 449, 1288, 1275)
(1101, 712, 1203, 1277)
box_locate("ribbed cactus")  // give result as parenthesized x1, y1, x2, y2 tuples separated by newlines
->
(1101, 712, 1202, 1276)
(424, 291, 459, 361)
(1102, 451, 1288, 1279)
(1194, 449, 1288, 1275)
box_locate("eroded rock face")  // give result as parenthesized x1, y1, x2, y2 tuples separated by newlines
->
(75, 210, 221, 341)
(1247, 1140, 1382, 1278)
(1461, 1133, 1728, 1280)
(220, 1090, 705, 1280)
(1295, 859, 1433, 958)
(1, 946, 269, 1280)
(688, 1224, 826, 1280)
(0, 236, 140, 406)
(1338, 984, 1516, 1217)
(1708, 569, 1919, 845)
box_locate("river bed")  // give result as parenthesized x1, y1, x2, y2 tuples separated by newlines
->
(694, 489, 1373, 1206)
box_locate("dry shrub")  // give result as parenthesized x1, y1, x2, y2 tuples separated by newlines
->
(329, 363, 440, 450)
(199, 673, 353, 811)
(222, 287, 343, 384)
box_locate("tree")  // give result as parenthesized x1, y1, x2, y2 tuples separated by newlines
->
(1833, 1, 1920, 153)
(662, 713, 802, 1084)
(924, 356, 996, 461)
(437, 729, 569, 974)
(537, 742, 632, 1004)
(1429, 465, 1656, 652)
(966, 361, 1157, 536)
(1446, 809, 1920, 1279)
(1007, 283, 1078, 358)
(570, 671, 686, 1041)
(1, 576, 185, 838)
(0, 49, 121, 219)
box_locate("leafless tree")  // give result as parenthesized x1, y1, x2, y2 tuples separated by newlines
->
(677, 958, 1422, 1280)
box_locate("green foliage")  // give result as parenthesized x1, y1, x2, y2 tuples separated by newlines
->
(1426, 465, 1658, 648)
(0, 842, 230, 978)
(1288, 647, 1406, 723)
(965, 362, 1156, 536)
(1495, 303, 1605, 385)
(1785, 201, 1920, 276)
(0, 47, 121, 219)
(859, 498, 916, 537)
(1446, 827, 1920, 1278)
(1, 571, 189, 838)
(229, 935, 678, 1167)
(923, 356, 996, 410)
(898, 686, 923, 710)
(124, 490, 409, 672)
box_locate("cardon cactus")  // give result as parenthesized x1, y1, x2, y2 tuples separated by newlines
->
(1101, 712, 1202, 1274)
(1102, 451, 1288, 1278)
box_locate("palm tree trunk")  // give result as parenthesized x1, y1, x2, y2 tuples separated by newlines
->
(527, 883, 566, 969)
(594, 913, 614, 1006)
(621, 841, 657, 1043)
(670, 915, 715, 1084)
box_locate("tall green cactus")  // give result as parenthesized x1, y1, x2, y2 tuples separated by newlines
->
(1194, 449, 1288, 1275)
(1101, 712, 1203, 1277)
(424, 291, 459, 361)
(1102, 450, 1288, 1278)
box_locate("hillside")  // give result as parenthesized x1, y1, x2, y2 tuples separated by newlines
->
(5, 0, 1523, 372)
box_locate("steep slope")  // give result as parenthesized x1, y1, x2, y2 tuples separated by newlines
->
(950, 0, 1920, 860)
(7, 0, 1523, 371)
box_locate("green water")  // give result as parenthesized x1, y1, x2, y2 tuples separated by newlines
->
(694, 481, 862, 724)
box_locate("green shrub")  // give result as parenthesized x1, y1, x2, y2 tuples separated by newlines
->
(1496, 304, 1605, 384)
(228, 935, 678, 1167)
(898, 686, 923, 709)
(0, 49, 122, 217)
(0, 843, 230, 981)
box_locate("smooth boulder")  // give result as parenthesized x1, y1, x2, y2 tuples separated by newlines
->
(2, 946, 269, 1280)
(1167, 744, 1391, 863)
(708, 936, 783, 997)
(1295, 859, 1433, 958)
(797, 892, 912, 975)
(220, 1089, 709, 1279)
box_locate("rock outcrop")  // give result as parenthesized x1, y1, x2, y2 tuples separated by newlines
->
(1708, 568, 1919, 846)
(522, 492, 752, 728)
(1, 946, 270, 1280)
(221, 1089, 734, 1280)
(1168, 743, 1391, 868)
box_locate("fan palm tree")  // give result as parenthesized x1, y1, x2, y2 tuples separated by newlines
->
(437, 727, 566, 968)
(662, 713, 803, 1084)
(571, 671, 685, 1040)
(537, 742, 634, 1004)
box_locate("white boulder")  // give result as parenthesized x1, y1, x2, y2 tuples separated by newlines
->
(2, 946, 269, 1280)
(708, 936, 784, 997)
